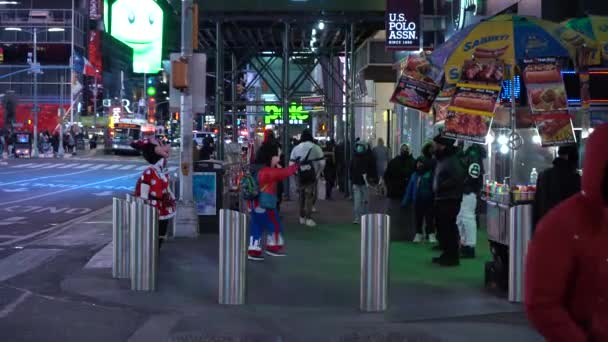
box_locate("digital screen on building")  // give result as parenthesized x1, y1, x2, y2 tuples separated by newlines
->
(108, 0, 164, 74)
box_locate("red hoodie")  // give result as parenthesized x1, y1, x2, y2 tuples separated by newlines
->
(525, 124, 608, 341)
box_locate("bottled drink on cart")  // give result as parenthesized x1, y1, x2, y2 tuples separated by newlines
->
(529, 168, 538, 186)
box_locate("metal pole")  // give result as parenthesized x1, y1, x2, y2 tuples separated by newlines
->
(143, 73, 147, 117)
(327, 52, 334, 138)
(93, 72, 98, 128)
(70, 0, 75, 126)
(32, 28, 39, 158)
(360, 213, 390, 312)
(282, 22, 290, 197)
(112, 197, 130, 279)
(231, 53, 238, 143)
(508, 204, 533, 302)
(175, 0, 198, 237)
(218, 209, 247, 305)
(58, 75, 65, 157)
(130, 200, 158, 291)
(216, 21, 225, 160)
(349, 22, 356, 158)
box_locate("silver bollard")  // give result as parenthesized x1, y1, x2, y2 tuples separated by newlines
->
(218, 209, 247, 305)
(508, 204, 533, 302)
(360, 213, 390, 312)
(130, 199, 159, 291)
(112, 197, 130, 279)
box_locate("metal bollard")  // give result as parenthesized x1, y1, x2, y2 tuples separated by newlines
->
(218, 209, 247, 305)
(130, 199, 159, 291)
(360, 213, 390, 312)
(508, 204, 533, 302)
(112, 197, 131, 279)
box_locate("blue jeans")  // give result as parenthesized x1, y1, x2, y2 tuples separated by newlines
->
(353, 184, 368, 222)
(248, 209, 284, 253)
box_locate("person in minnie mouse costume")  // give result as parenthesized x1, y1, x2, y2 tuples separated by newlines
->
(131, 138, 176, 248)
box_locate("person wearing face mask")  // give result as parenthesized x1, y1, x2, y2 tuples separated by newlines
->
(350, 140, 375, 224)
(401, 154, 436, 243)
(431, 135, 465, 266)
(384, 143, 416, 199)
(525, 124, 608, 342)
(131, 138, 176, 249)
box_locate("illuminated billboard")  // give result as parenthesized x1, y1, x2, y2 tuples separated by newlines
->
(109, 0, 164, 74)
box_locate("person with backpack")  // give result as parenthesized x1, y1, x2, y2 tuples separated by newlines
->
(244, 143, 299, 261)
(289, 129, 325, 227)
(350, 140, 376, 224)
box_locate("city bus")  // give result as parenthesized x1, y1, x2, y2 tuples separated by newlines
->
(109, 117, 155, 154)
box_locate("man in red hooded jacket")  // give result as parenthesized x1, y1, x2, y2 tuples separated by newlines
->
(525, 123, 608, 341)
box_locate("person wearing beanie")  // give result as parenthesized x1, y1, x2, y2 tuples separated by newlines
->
(289, 129, 325, 227)
(384, 143, 416, 199)
(532, 144, 581, 230)
(350, 140, 376, 224)
(431, 134, 465, 266)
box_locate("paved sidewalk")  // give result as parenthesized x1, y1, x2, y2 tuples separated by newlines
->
(61, 195, 541, 342)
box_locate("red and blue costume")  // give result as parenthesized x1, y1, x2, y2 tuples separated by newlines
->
(248, 163, 298, 260)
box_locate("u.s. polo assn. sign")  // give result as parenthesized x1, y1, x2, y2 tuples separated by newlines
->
(385, 0, 421, 50)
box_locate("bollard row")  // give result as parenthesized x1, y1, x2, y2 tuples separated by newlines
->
(112, 195, 158, 292)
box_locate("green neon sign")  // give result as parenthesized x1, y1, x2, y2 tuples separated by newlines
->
(110, 0, 164, 74)
(264, 103, 309, 124)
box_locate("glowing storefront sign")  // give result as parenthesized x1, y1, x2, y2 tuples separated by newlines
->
(109, 0, 164, 73)
(264, 103, 309, 124)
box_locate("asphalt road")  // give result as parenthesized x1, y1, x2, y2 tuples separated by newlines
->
(0, 154, 178, 247)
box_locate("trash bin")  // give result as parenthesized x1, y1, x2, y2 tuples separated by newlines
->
(193, 160, 225, 234)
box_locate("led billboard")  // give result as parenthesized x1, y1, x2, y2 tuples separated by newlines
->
(109, 0, 164, 74)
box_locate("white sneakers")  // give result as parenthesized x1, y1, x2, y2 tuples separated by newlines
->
(305, 219, 317, 227)
(413, 233, 438, 243)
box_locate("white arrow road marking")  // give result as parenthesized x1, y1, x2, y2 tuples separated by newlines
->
(2, 188, 29, 193)
(0, 217, 27, 226)
(93, 191, 114, 196)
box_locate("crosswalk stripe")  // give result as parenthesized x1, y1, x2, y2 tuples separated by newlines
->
(57, 163, 75, 168)
(40, 163, 65, 169)
(88, 164, 108, 170)
(168, 166, 178, 172)
(135, 165, 149, 171)
(11, 163, 34, 168)
(25, 163, 52, 168)
(74, 163, 94, 169)
(103, 164, 121, 170)
(119, 165, 137, 170)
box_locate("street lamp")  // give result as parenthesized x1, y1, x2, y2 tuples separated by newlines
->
(4, 26, 67, 158)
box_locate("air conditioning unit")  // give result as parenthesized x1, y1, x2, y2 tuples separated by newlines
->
(29, 10, 49, 20)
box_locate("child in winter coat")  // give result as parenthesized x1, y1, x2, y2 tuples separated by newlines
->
(401, 156, 436, 243)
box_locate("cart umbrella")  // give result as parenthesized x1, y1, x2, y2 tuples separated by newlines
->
(430, 15, 600, 86)
(564, 15, 608, 66)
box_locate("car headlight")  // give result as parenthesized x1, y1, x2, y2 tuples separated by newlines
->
(112, 144, 118, 149)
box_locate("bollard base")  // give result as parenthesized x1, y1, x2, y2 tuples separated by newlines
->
(174, 201, 199, 238)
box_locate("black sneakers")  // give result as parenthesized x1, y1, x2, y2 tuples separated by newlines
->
(461, 246, 476, 259)
(432, 253, 460, 267)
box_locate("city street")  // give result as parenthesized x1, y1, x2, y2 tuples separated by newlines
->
(0, 154, 178, 247)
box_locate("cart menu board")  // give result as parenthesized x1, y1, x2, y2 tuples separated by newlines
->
(390, 54, 441, 113)
(522, 57, 576, 146)
(442, 59, 504, 143)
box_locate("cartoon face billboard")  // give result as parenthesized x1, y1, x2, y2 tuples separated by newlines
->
(110, 0, 164, 74)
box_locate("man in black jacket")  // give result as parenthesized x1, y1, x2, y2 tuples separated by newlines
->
(432, 135, 465, 266)
(532, 145, 581, 232)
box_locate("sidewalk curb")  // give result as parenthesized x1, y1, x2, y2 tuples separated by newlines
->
(19, 205, 113, 247)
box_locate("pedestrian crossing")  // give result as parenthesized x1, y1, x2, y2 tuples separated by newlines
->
(4, 162, 178, 173)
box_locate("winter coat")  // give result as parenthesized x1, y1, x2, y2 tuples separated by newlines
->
(433, 148, 465, 201)
(401, 162, 434, 207)
(525, 124, 608, 342)
(384, 153, 416, 199)
(532, 157, 581, 228)
(350, 151, 376, 186)
(461, 145, 486, 195)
